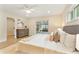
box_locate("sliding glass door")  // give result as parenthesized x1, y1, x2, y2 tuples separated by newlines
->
(36, 20, 48, 33)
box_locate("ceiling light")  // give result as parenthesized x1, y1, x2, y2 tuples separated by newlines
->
(30, 9, 35, 11)
(48, 11, 50, 13)
(25, 10, 31, 13)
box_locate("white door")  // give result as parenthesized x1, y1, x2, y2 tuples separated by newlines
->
(7, 17, 15, 36)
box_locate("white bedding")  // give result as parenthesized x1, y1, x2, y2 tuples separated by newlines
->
(19, 33, 74, 53)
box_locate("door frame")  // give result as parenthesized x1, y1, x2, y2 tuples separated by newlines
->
(7, 17, 15, 38)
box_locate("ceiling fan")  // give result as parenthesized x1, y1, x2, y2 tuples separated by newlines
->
(20, 4, 37, 13)
(23, 4, 36, 9)
(19, 4, 37, 10)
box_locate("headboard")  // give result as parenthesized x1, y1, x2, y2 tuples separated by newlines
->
(63, 25, 79, 35)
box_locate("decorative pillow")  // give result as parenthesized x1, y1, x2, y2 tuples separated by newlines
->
(50, 32, 53, 36)
(57, 28, 76, 51)
(57, 28, 66, 44)
(49, 32, 54, 41)
(53, 31, 60, 42)
(63, 32, 76, 51)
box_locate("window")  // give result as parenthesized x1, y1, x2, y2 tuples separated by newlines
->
(76, 5, 79, 17)
(66, 5, 79, 23)
(70, 11, 74, 20)
(67, 13, 71, 22)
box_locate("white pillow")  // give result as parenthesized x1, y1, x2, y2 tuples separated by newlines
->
(50, 32, 53, 36)
(63, 33, 76, 52)
(57, 28, 66, 44)
(57, 28, 76, 51)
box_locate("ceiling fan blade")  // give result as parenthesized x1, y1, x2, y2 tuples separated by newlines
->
(19, 4, 37, 10)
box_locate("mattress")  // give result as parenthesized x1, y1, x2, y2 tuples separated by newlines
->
(19, 33, 74, 53)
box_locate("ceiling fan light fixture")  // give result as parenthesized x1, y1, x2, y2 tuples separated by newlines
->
(48, 11, 50, 13)
(25, 10, 31, 13)
(30, 9, 35, 11)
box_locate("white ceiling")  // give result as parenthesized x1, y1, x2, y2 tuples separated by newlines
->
(1, 4, 69, 18)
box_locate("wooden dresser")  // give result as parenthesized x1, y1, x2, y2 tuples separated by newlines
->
(16, 29, 29, 38)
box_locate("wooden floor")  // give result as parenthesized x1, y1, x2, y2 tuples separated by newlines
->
(0, 35, 27, 49)
(0, 35, 64, 54)
(0, 43, 64, 54)
(0, 35, 16, 49)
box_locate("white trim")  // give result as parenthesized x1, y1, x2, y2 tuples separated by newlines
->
(76, 34, 79, 50)
(14, 19, 17, 39)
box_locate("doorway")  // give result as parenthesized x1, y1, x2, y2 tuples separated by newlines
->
(7, 17, 15, 42)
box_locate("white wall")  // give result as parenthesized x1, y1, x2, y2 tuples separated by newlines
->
(0, 11, 7, 42)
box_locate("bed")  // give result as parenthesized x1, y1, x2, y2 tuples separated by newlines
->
(19, 33, 74, 54)
(18, 25, 79, 54)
